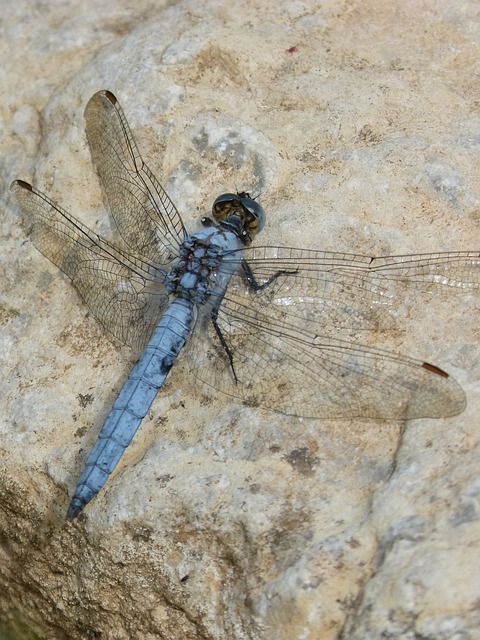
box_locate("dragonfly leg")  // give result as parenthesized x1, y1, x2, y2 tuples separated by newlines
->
(241, 260, 298, 291)
(208, 262, 299, 385)
(210, 306, 239, 383)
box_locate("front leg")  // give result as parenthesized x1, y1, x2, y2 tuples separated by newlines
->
(201, 216, 216, 228)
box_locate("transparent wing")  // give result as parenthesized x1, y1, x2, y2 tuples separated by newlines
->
(236, 246, 480, 333)
(11, 180, 169, 351)
(84, 90, 187, 263)
(187, 247, 479, 419)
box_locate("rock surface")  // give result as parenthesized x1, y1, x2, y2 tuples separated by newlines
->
(1, 0, 480, 638)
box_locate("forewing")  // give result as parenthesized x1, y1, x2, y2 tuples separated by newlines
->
(11, 180, 169, 351)
(84, 90, 187, 263)
(236, 246, 480, 334)
(187, 246, 478, 419)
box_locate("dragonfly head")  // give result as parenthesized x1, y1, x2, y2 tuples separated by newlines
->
(212, 192, 265, 245)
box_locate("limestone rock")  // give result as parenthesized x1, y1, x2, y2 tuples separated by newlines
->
(1, 1, 479, 638)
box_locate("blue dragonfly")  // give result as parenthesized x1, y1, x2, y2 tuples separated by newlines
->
(11, 90, 479, 518)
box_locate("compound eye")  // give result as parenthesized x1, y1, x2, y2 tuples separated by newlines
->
(212, 193, 240, 221)
(241, 197, 266, 235)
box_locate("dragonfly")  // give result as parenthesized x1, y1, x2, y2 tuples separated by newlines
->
(11, 90, 479, 519)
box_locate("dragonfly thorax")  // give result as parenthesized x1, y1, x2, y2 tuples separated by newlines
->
(166, 234, 225, 304)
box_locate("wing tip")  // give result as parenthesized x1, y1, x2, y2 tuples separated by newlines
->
(11, 179, 33, 192)
(104, 89, 117, 105)
(422, 361, 449, 378)
(87, 89, 118, 114)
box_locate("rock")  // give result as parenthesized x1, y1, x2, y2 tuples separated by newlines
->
(1, 1, 479, 638)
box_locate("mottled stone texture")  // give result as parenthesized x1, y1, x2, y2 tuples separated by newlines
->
(1, 1, 480, 639)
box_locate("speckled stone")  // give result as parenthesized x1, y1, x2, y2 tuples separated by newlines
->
(1, 1, 480, 639)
